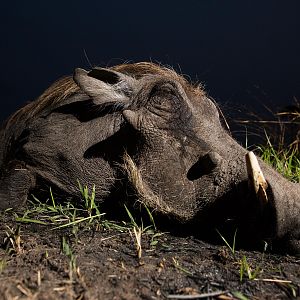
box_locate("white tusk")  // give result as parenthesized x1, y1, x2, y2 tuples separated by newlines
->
(245, 151, 268, 203)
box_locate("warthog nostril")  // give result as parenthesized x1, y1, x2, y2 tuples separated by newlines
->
(187, 151, 222, 181)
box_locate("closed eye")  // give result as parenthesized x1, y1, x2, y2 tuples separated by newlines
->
(150, 83, 176, 98)
(148, 83, 180, 111)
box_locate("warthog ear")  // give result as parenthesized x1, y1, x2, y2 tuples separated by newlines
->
(73, 68, 136, 107)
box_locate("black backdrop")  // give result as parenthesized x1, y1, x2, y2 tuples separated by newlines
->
(1, 1, 300, 127)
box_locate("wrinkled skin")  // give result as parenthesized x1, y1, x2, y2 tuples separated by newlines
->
(0, 63, 299, 254)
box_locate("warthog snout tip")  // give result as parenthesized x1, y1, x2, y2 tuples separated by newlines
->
(187, 151, 222, 181)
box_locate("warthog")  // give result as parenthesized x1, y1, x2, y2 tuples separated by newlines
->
(0, 63, 299, 254)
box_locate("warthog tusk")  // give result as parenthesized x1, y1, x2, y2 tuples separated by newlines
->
(245, 151, 268, 203)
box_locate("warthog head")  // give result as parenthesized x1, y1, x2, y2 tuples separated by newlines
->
(0, 63, 299, 254)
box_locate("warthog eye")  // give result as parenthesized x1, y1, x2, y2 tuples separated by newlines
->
(148, 83, 180, 113)
(150, 83, 176, 98)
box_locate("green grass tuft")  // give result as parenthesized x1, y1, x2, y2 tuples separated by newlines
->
(258, 134, 300, 182)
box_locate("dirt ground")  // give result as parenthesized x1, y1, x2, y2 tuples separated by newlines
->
(0, 211, 299, 300)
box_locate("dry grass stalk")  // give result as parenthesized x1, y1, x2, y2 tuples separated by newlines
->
(133, 227, 142, 259)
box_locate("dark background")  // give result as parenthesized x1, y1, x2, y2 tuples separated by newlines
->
(1, 1, 300, 135)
